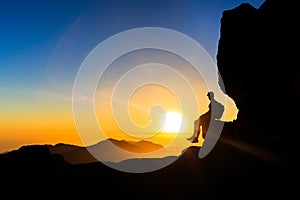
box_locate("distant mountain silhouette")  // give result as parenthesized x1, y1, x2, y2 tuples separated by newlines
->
(109, 139, 163, 153)
(47, 142, 80, 154)
(0, 0, 298, 198)
(0, 140, 295, 198)
(47, 138, 165, 164)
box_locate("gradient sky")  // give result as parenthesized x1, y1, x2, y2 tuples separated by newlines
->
(0, 0, 265, 153)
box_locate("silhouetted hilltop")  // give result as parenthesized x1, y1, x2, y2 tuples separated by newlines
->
(0, 145, 70, 171)
(217, 0, 299, 156)
(0, 145, 71, 195)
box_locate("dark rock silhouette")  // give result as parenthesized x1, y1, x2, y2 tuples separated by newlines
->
(0, 145, 71, 198)
(1, 145, 70, 172)
(217, 0, 299, 157)
(0, 0, 298, 198)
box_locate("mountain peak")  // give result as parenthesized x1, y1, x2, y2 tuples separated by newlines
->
(108, 138, 164, 153)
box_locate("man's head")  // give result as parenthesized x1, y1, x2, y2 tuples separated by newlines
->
(207, 91, 214, 100)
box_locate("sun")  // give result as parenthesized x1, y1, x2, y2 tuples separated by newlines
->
(162, 111, 182, 133)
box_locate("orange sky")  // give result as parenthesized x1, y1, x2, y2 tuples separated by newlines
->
(0, 82, 238, 157)
(0, 50, 239, 155)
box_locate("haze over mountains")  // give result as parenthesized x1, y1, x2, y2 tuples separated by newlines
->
(47, 138, 167, 164)
(1, 0, 298, 198)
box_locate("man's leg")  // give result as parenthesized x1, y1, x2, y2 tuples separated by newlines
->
(200, 112, 211, 139)
(192, 112, 211, 142)
(192, 117, 201, 143)
(192, 127, 200, 143)
(187, 118, 200, 141)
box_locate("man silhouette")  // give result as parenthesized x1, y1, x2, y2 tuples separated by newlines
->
(187, 91, 224, 143)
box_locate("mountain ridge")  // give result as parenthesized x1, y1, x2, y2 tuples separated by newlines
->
(45, 138, 166, 164)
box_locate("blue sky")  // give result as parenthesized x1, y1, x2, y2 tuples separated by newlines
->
(0, 0, 264, 91)
(0, 0, 266, 153)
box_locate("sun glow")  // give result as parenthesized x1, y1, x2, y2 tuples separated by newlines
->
(163, 111, 182, 133)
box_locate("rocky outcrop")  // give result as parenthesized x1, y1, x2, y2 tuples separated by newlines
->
(217, 0, 299, 154)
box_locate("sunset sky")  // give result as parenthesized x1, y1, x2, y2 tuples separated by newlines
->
(0, 0, 264, 154)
